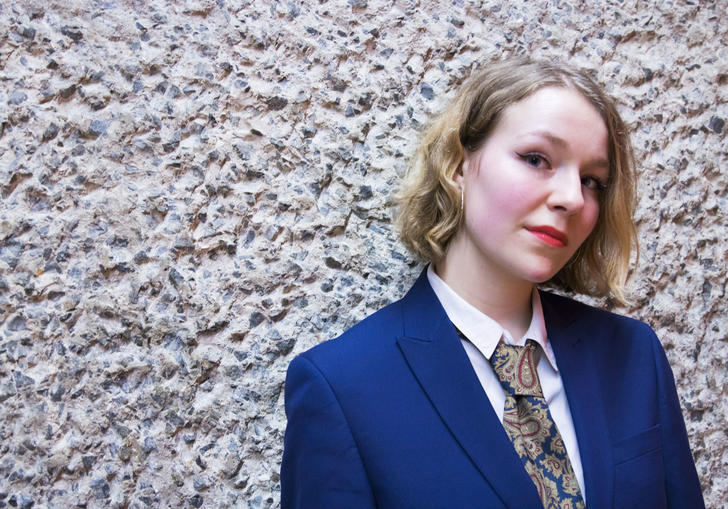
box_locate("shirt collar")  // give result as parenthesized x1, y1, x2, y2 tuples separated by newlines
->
(426, 264, 558, 371)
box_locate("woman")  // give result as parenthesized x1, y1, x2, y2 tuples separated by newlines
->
(280, 58, 704, 508)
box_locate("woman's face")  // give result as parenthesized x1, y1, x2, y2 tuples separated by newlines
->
(453, 86, 609, 286)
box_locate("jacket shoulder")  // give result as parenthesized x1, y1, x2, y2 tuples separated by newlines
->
(297, 297, 405, 366)
(539, 290, 656, 337)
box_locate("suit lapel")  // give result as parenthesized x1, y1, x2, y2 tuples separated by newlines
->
(541, 291, 614, 509)
(396, 270, 541, 508)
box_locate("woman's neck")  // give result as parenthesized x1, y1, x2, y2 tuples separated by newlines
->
(434, 252, 534, 341)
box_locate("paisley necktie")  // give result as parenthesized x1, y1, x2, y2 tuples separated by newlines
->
(490, 340, 585, 509)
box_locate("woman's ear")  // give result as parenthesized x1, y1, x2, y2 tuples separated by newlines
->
(454, 155, 468, 186)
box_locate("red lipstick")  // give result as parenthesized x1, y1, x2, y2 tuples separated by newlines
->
(527, 226, 568, 247)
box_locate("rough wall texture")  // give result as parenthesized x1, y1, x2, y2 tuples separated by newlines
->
(0, 0, 725, 507)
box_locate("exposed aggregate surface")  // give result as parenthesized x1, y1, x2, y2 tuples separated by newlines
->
(0, 0, 726, 507)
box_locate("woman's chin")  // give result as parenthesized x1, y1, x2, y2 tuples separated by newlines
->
(522, 266, 563, 285)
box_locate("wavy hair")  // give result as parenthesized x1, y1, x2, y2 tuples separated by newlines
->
(396, 58, 638, 303)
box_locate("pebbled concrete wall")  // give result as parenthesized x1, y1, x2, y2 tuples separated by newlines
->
(0, 0, 725, 507)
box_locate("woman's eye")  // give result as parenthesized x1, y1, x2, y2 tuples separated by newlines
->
(582, 176, 607, 191)
(518, 153, 547, 168)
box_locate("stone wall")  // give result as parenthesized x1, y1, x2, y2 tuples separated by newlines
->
(0, 0, 725, 507)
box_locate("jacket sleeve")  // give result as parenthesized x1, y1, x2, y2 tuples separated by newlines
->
(280, 354, 376, 509)
(649, 327, 705, 508)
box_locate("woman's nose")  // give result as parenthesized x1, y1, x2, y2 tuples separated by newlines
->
(547, 167, 585, 214)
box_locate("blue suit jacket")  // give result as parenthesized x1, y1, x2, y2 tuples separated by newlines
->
(281, 270, 704, 508)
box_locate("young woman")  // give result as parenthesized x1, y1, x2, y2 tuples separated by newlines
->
(280, 58, 704, 508)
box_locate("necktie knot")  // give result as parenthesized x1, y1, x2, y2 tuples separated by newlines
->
(490, 340, 543, 398)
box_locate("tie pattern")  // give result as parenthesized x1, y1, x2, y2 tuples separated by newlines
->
(490, 340, 585, 509)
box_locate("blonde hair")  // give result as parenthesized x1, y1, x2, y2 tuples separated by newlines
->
(396, 58, 638, 303)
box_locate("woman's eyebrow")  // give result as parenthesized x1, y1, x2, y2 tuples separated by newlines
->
(523, 130, 609, 169)
(523, 130, 568, 148)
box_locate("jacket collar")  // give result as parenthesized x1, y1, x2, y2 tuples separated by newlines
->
(541, 291, 614, 508)
(396, 269, 542, 507)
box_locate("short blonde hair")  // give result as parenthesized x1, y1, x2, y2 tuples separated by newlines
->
(397, 58, 638, 303)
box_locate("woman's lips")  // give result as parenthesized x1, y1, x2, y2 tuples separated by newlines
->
(526, 226, 569, 247)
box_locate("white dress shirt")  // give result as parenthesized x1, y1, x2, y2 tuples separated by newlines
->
(426, 265, 586, 499)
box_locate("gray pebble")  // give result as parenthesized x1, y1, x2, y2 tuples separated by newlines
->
(266, 96, 288, 110)
(60, 26, 83, 42)
(419, 83, 434, 100)
(0, 382, 17, 403)
(13, 371, 34, 388)
(59, 85, 76, 99)
(42, 123, 59, 141)
(709, 116, 724, 134)
(193, 476, 210, 491)
(88, 120, 107, 137)
(82, 455, 96, 470)
(249, 312, 265, 328)
(19, 494, 34, 509)
(143, 436, 157, 453)
(8, 91, 28, 105)
(7, 314, 27, 331)
(90, 478, 110, 499)
(168, 268, 184, 288)
(21, 27, 36, 40)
